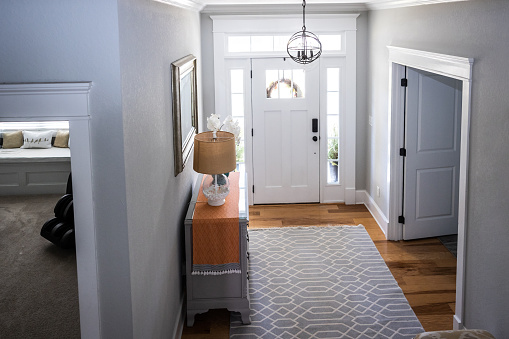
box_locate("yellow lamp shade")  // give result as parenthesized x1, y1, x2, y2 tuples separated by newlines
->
(193, 131, 236, 174)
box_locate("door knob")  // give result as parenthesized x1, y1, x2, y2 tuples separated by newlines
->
(312, 136, 318, 142)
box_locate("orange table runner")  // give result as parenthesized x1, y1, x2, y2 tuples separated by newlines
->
(192, 172, 240, 275)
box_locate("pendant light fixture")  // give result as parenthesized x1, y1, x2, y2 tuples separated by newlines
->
(287, 0, 322, 64)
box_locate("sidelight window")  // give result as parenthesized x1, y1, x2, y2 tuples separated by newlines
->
(326, 68, 340, 184)
(230, 69, 245, 171)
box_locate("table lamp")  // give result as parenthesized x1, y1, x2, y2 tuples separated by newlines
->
(193, 131, 236, 206)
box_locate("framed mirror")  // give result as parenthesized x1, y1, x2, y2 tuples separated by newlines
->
(172, 55, 198, 176)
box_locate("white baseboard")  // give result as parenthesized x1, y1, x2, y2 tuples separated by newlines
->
(356, 190, 389, 237)
(453, 314, 464, 330)
(173, 294, 186, 339)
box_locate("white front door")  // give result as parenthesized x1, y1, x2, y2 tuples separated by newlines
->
(251, 58, 320, 204)
(403, 67, 462, 240)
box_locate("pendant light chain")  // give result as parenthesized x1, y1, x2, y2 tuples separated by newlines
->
(302, 0, 306, 31)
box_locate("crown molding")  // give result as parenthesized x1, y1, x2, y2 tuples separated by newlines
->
(153, 0, 468, 13)
(366, 0, 469, 10)
(202, 3, 367, 14)
(153, 0, 204, 12)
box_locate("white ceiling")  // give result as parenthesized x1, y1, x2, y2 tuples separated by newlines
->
(154, 0, 469, 12)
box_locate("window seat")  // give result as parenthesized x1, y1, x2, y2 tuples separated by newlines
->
(0, 147, 71, 195)
(0, 147, 70, 163)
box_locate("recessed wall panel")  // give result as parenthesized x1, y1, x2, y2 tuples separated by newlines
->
(290, 110, 307, 187)
(264, 110, 283, 187)
(417, 74, 458, 152)
(0, 172, 20, 186)
(416, 167, 455, 219)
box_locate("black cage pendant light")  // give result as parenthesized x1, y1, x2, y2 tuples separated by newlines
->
(287, 0, 322, 64)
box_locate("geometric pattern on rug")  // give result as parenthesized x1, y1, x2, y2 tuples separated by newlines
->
(230, 226, 424, 338)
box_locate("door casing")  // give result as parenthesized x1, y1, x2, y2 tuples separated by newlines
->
(387, 46, 473, 330)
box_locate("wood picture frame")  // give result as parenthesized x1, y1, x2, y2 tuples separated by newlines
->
(172, 54, 198, 176)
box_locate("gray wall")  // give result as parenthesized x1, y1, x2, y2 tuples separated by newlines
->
(0, 1, 133, 337)
(118, 0, 201, 337)
(367, 1, 509, 336)
(199, 8, 369, 190)
(1, 0, 201, 337)
(355, 12, 368, 190)
(200, 13, 216, 131)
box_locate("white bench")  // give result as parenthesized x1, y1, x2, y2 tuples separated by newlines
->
(0, 147, 71, 195)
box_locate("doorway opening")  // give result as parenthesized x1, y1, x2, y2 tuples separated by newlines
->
(0, 120, 80, 337)
(387, 46, 473, 330)
(0, 82, 100, 338)
(400, 67, 462, 240)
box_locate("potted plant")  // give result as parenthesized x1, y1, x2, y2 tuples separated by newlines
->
(328, 127, 339, 183)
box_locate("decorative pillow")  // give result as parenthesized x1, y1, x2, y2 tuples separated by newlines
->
(21, 130, 53, 149)
(2, 130, 23, 148)
(53, 130, 70, 148)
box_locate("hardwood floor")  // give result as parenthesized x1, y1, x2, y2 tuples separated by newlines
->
(181, 203, 456, 338)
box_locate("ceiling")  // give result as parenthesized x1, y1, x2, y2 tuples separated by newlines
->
(154, 0, 469, 12)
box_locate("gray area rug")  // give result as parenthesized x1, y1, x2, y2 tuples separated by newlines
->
(230, 226, 424, 338)
(0, 195, 80, 339)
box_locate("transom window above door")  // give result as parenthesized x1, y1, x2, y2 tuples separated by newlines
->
(227, 34, 342, 54)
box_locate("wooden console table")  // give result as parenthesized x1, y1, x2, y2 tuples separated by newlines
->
(184, 173, 250, 326)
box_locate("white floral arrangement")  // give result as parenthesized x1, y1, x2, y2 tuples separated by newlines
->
(206, 113, 241, 145)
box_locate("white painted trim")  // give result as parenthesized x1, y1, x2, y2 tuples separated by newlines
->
(387, 63, 406, 241)
(387, 46, 473, 332)
(320, 57, 345, 204)
(0, 83, 100, 339)
(152, 0, 204, 12)
(367, 0, 469, 10)
(454, 77, 472, 330)
(193, 0, 466, 12)
(211, 14, 359, 34)
(356, 190, 389, 236)
(388, 46, 473, 80)
(0, 82, 91, 119)
(202, 3, 368, 14)
(453, 314, 465, 330)
(344, 29, 356, 205)
(173, 295, 186, 339)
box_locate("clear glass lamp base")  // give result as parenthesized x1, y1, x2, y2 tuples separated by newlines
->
(202, 174, 230, 206)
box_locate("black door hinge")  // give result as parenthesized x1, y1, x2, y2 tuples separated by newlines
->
(400, 148, 407, 157)
(250, 70, 253, 78)
(252, 185, 255, 193)
(401, 78, 408, 87)
(251, 128, 254, 137)
(398, 215, 405, 224)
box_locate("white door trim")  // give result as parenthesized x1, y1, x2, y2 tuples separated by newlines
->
(0, 83, 100, 339)
(387, 46, 473, 330)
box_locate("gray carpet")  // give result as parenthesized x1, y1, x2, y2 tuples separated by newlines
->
(438, 235, 458, 257)
(0, 195, 80, 339)
(230, 226, 424, 338)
